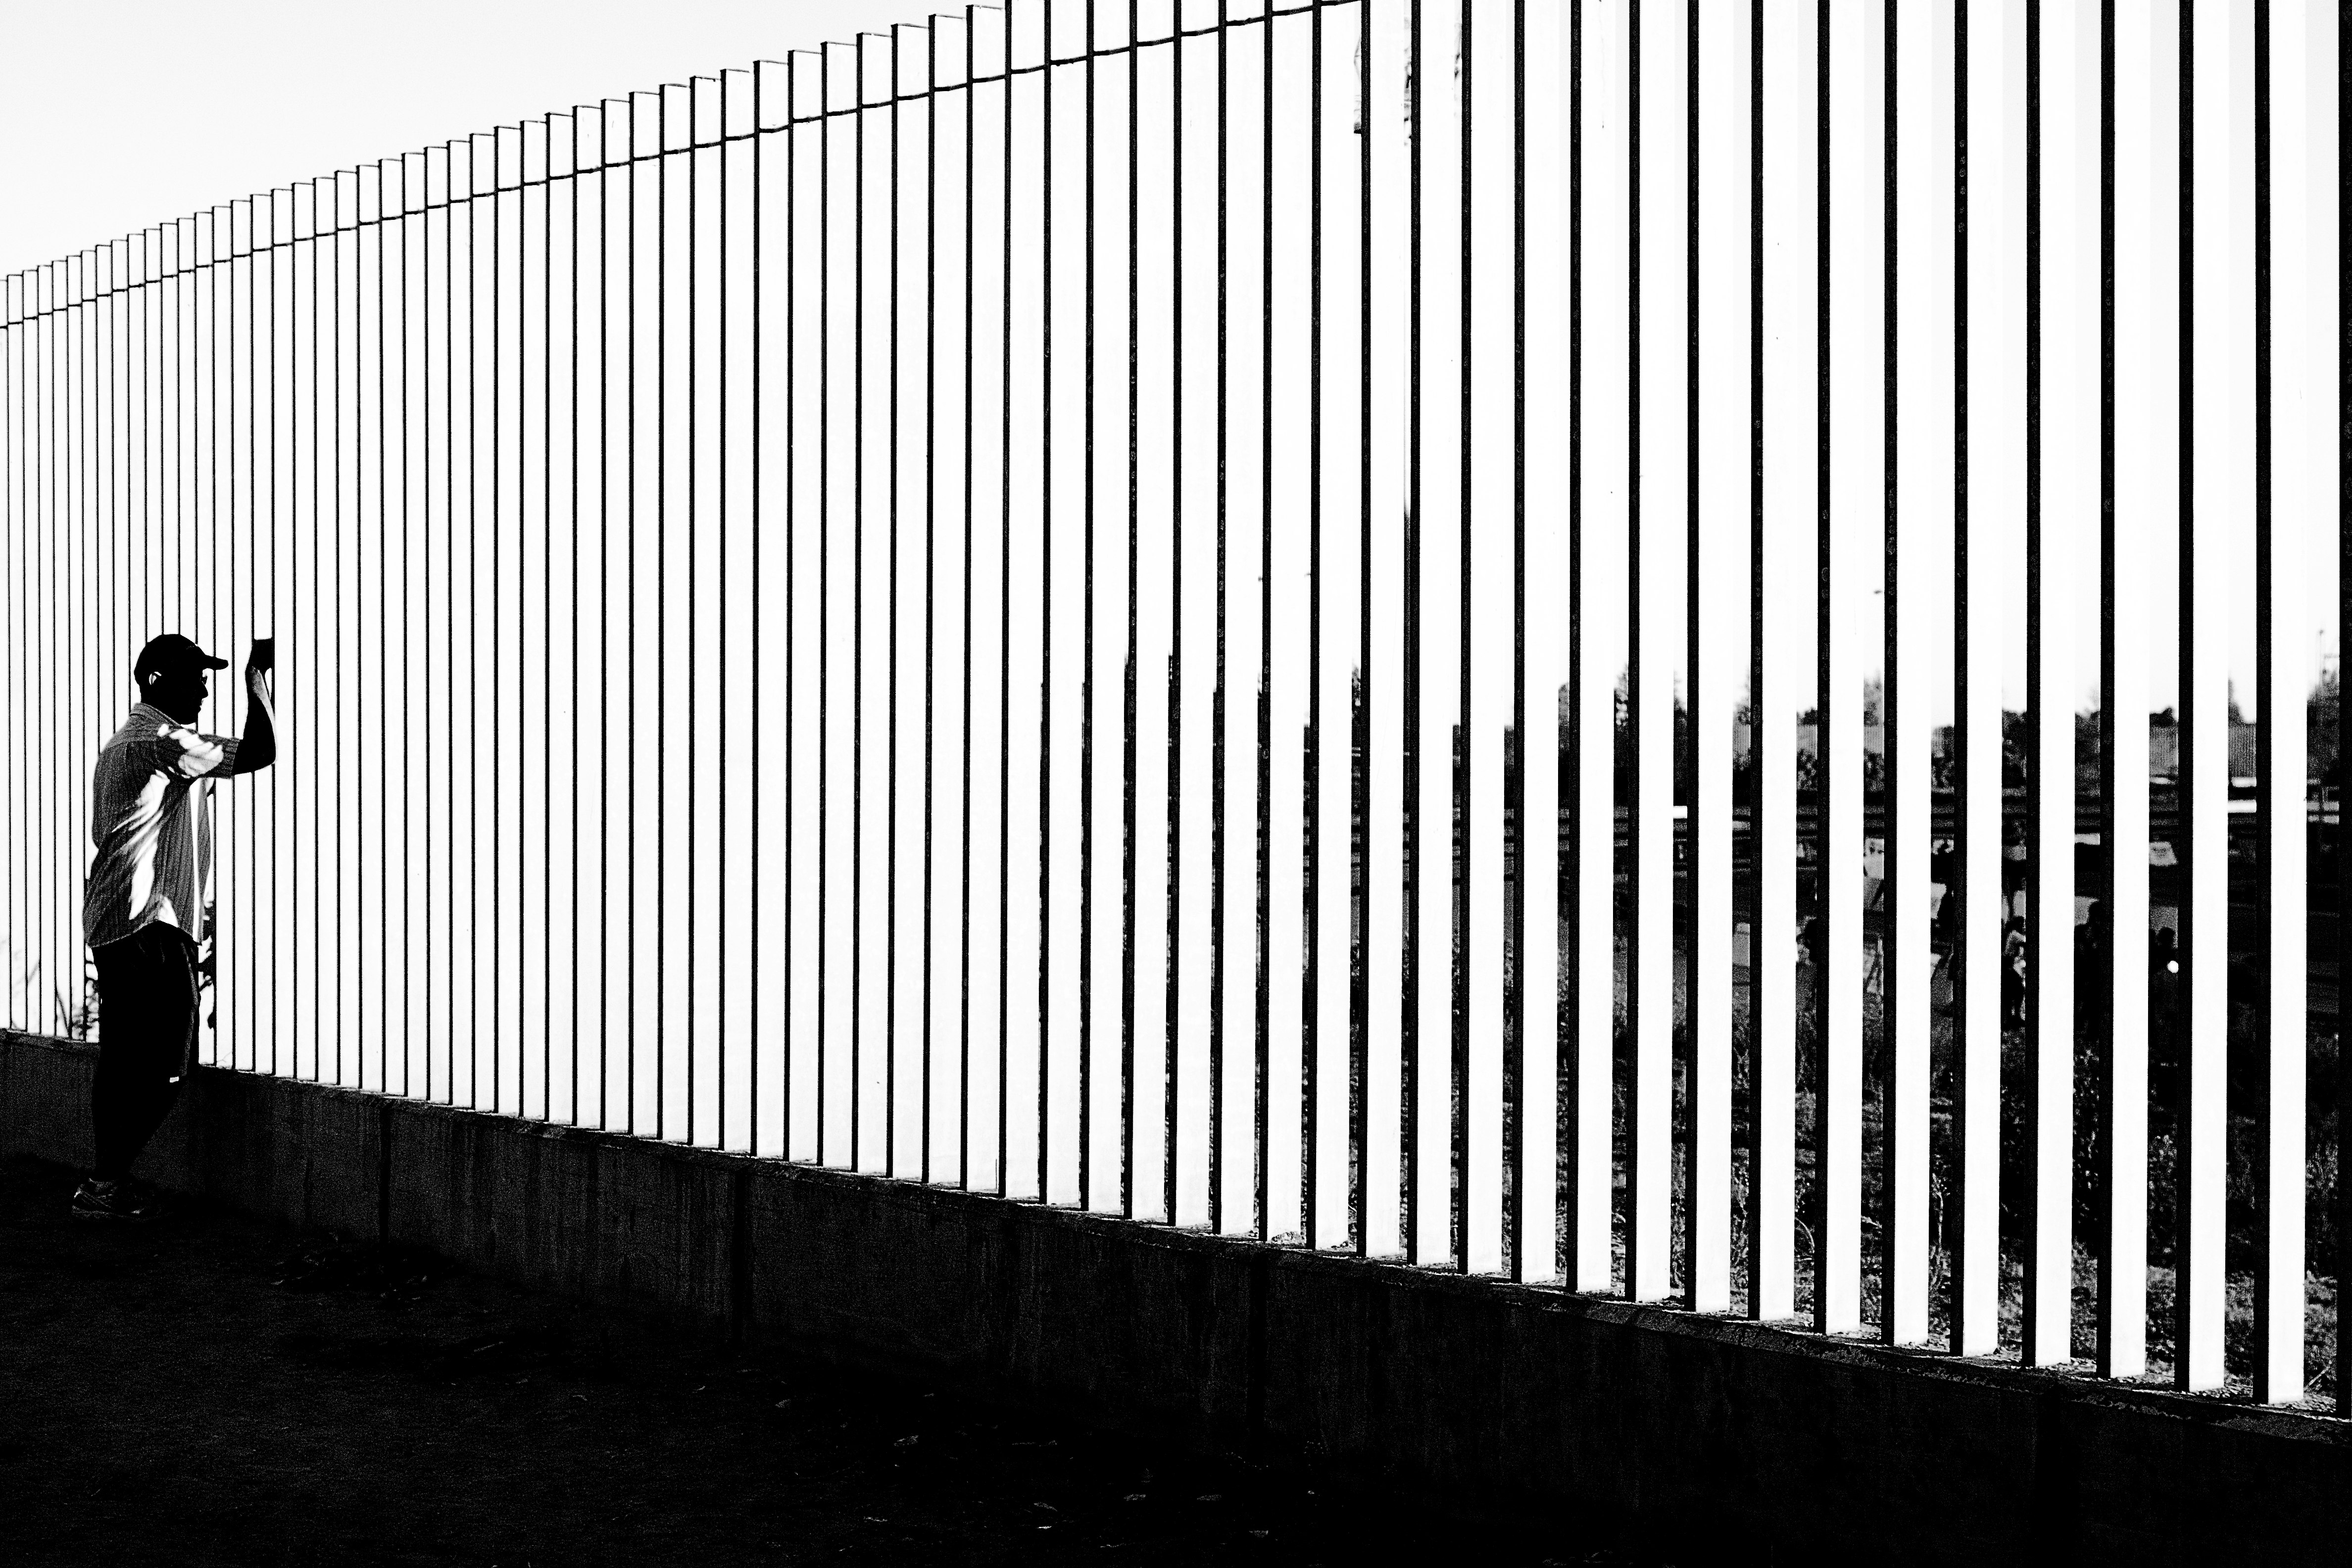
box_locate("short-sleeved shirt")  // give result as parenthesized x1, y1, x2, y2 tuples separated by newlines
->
(84, 703, 243, 950)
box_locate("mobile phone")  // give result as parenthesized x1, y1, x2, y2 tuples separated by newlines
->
(251, 637, 274, 674)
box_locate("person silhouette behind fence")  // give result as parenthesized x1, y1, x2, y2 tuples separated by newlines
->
(2002, 916, 2028, 1032)
(72, 633, 276, 1221)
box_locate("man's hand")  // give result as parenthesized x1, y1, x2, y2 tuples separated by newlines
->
(239, 638, 278, 772)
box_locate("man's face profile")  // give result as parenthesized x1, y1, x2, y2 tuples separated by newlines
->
(142, 664, 210, 726)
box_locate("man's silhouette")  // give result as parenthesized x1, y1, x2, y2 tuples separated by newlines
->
(73, 633, 276, 1221)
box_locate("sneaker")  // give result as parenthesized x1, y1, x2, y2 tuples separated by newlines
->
(71, 1178, 152, 1223)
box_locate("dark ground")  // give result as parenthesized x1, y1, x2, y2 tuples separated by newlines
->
(0, 1156, 1651, 1568)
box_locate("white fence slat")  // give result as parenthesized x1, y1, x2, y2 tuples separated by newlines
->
(1820, 0, 1878, 1339)
(1365, 0, 1410, 1263)
(2180, 0, 2243, 1393)
(1312, 3, 1366, 1256)
(1175, 2, 1225, 1233)
(2103, 0, 2159, 1381)
(1628, 0, 1686, 1306)
(1576, 0, 1631, 1296)
(1130, 0, 1176, 1222)
(1265, 7, 1311, 1246)
(1003, 4, 1049, 1200)
(1034, 3, 1086, 1213)
(1954, 0, 2019, 1360)
(785, 64, 826, 1162)
(1462, 0, 1512, 1278)
(966, 4, 1012, 1193)
(1083, 0, 1131, 1212)
(1885, 0, 1942, 1351)
(1414, 0, 1465, 1268)
(2255, 0, 2322, 1406)
(1690, 0, 1749, 1319)
(1516, 0, 1568, 1290)
(1754, 0, 1813, 1325)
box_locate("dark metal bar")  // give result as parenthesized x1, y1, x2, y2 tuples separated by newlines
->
(1078, 0, 1098, 1214)
(2339, 0, 2352, 1421)
(889, 32, 907, 1182)
(1124, 0, 1141, 1220)
(1809, 0, 1833, 1335)
(854, 38, 869, 1176)
(998, 11, 1015, 1200)
(2172, 0, 2200, 1389)
(657, 94, 672, 1145)
(2249, 0, 2282, 1400)
(2021, 0, 2049, 1362)
(692, 88, 705, 1150)
(749, 72, 763, 1154)
(1683, 0, 1704, 1309)
(1403, 0, 1422, 1269)
(1044, 1, 1061, 1209)
(1210, 0, 1229, 1241)
(819, 54, 833, 1168)
(782, 71, 800, 1160)
(2094, 0, 2122, 1378)
(567, 122, 583, 1129)
(1306, 0, 1327, 1257)
(1878, 0, 1901, 1342)
(1628, 0, 1648, 1300)
(924, 28, 939, 1185)
(1166, 0, 1187, 1232)
(964, 15, 980, 1194)
(1452, 0, 1473, 1280)
(1258, 0, 1278, 1247)
(1507, 0, 1526, 1283)
(1352, 0, 1374, 1262)
(1949, 0, 1977, 1360)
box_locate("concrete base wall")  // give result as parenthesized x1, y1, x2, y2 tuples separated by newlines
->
(6, 1028, 2345, 1564)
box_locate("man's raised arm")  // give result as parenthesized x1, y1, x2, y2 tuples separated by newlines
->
(235, 638, 276, 774)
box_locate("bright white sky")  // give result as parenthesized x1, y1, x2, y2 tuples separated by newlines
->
(0, 0, 916, 278)
(0, 0, 2335, 721)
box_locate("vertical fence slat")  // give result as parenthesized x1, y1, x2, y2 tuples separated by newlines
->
(2179, 0, 2241, 1393)
(1463, 0, 1512, 1279)
(1574, 0, 1630, 1296)
(1312, 0, 1364, 1258)
(1219, 0, 1267, 1239)
(1081, 0, 1129, 1211)
(1753, 0, 1811, 1325)
(1688, 0, 1749, 1319)
(1886, 0, 1952, 1352)
(966, 6, 1012, 1194)
(1953, 0, 2017, 1361)
(1365, 0, 1410, 1262)
(2254, 0, 2320, 1407)
(2101, 0, 2155, 1382)
(1173, 0, 1223, 1233)
(1038, 5, 1086, 1207)
(1627, 0, 1686, 1306)
(1818, 0, 1878, 1340)
(557, 120, 593, 1131)
(1127, 0, 1173, 1221)
(1515, 0, 1567, 1289)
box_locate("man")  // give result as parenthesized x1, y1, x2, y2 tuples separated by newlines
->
(73, 633, 276, 1221)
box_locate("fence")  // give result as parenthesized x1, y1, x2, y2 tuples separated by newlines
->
(1, 0, 2344, 1413)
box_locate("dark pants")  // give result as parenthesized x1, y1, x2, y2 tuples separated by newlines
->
(90, 925, 200, 1180)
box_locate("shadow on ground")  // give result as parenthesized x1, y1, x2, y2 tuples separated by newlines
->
(0, 1156, 1651, 1567)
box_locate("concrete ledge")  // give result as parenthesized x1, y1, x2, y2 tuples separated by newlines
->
(4, 1028, 2345, 1564)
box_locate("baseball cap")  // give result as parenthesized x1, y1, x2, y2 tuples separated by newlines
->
(134, 633, 230, 685)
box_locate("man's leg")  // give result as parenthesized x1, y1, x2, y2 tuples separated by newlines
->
(89, 927, 197, 1181)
